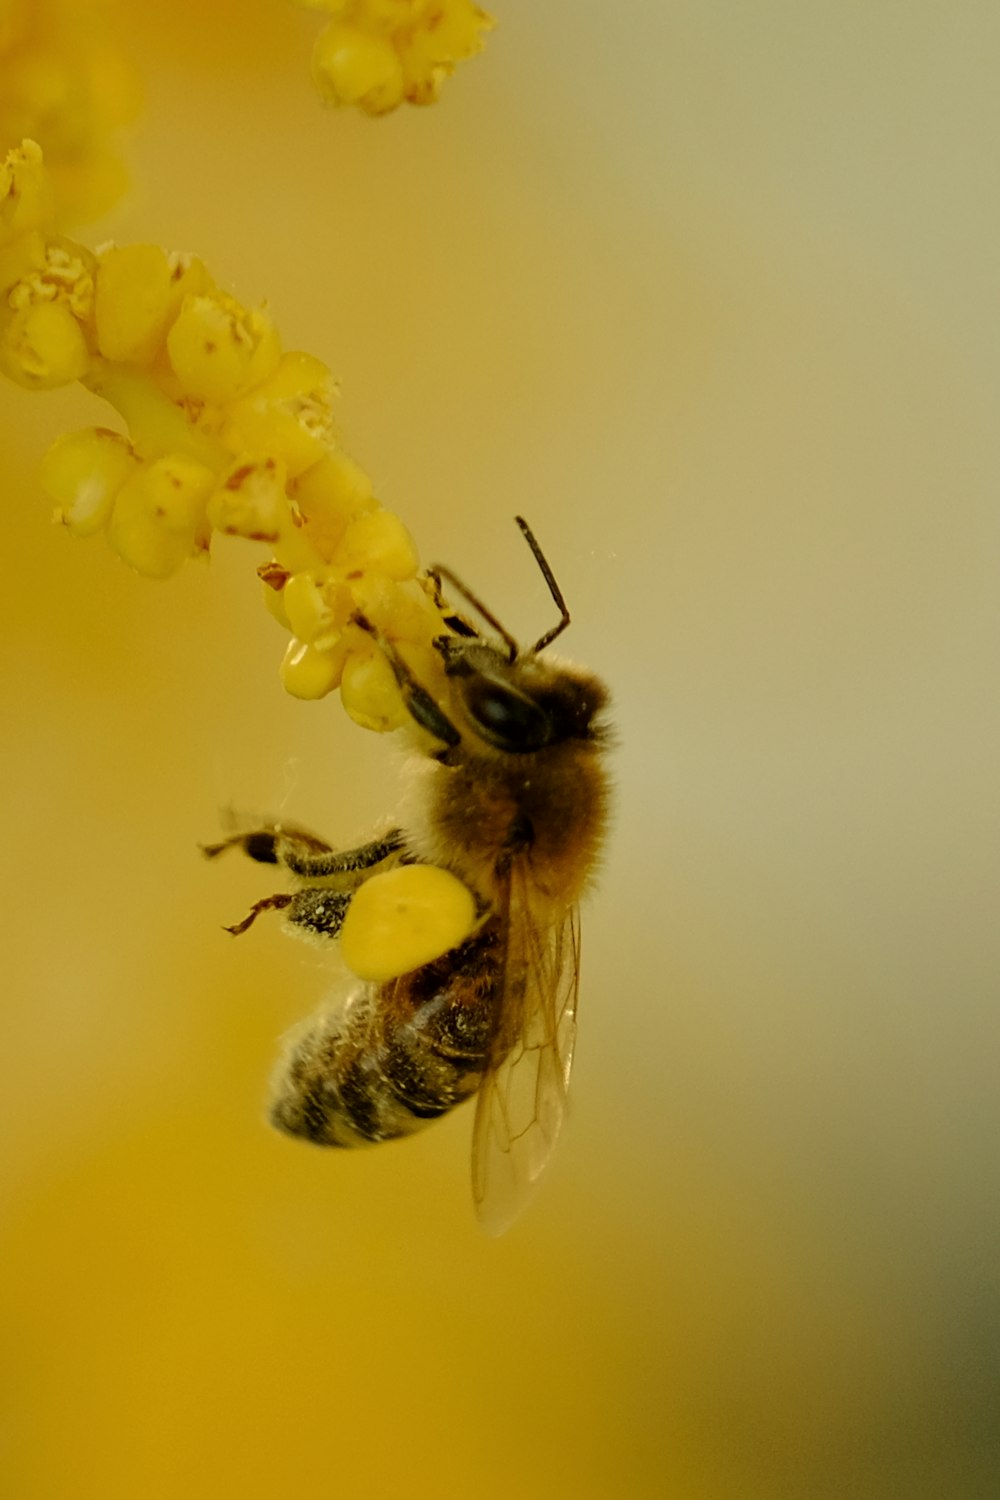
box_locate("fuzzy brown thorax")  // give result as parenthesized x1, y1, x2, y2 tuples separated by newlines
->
(403, 645, 611, 913)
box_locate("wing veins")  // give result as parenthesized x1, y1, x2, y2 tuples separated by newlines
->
(471, 858, 582, 1234)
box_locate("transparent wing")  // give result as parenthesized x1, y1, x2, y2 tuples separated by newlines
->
(471, 871, 582, 1237)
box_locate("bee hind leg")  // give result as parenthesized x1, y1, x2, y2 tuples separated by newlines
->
(222, 887, 354, 943)
(281, 888, 354, 943)
(223, 892, 293, 936)
(205, 825, 403, 943)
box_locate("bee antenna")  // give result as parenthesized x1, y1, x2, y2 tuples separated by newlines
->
(428, 564, 519, 664)
(515, 516, 571, 653)
(429, 519, 571, 662)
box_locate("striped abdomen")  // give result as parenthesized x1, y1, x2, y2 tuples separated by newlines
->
(269, 923, 502, 1147)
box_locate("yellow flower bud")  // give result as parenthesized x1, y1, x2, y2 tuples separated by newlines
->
(107, 456, 215, 579)
(0, 299, 90, 388)
(220, 351, 336, 477)
(94, 243, 175, 364)
(399, 1, 493, 107)
(42, 426, 136, 537)
(166, 292, 281, 403)
(311, 22, 405, 114)
(340, 865, 478, 983)
(0, 232, 97, 386)
(141, 453, 216, 533)
(280, 635, 348, 700)
(8, 237, 97, 321)
(348, 573, 430, 645)
(162, 253, 216, 320)
(336, 507, 418, 580)
(292, 449, 376, 558)
(282, 569, 353, 648)
(106, 507, 190, 579)
(270, 523, 328, 576)
(206, 457, 289, 542)
(401, 0, 494, 88)
(340, 641, 408, 732)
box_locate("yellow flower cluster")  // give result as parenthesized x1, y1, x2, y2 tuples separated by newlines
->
(0, 0, 138, 224)
(300, 0, 494, 114)
(1, 140, 451, 732)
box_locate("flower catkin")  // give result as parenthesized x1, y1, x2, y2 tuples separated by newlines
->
(301, 0, 494, 115)
(1, 139, 451, 730)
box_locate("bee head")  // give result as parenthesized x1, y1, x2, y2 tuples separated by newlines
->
(379, 516, 605, 757)
(429, 636, 606, 755)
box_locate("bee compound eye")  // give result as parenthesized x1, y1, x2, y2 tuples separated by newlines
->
(464, 677, 552, 752)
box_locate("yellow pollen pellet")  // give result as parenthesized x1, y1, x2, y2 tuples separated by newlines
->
(340, 865, 478, 982)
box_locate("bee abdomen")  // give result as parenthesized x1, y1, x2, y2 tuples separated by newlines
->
(269, 964, 495, 1149)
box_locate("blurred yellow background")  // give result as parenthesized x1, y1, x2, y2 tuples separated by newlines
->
(3, 3, 999, 1496)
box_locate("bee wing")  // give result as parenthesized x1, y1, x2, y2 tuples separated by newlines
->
(471, 877, 581, 1236)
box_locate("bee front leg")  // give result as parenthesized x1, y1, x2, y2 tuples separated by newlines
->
(351, 612, 462, 749)
(201, 826, 404, 878)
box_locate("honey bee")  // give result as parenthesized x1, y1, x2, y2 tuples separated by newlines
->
(204, 518, 611, 1232)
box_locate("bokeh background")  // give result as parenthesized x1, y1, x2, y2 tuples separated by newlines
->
(3, 2, 999, 1495)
